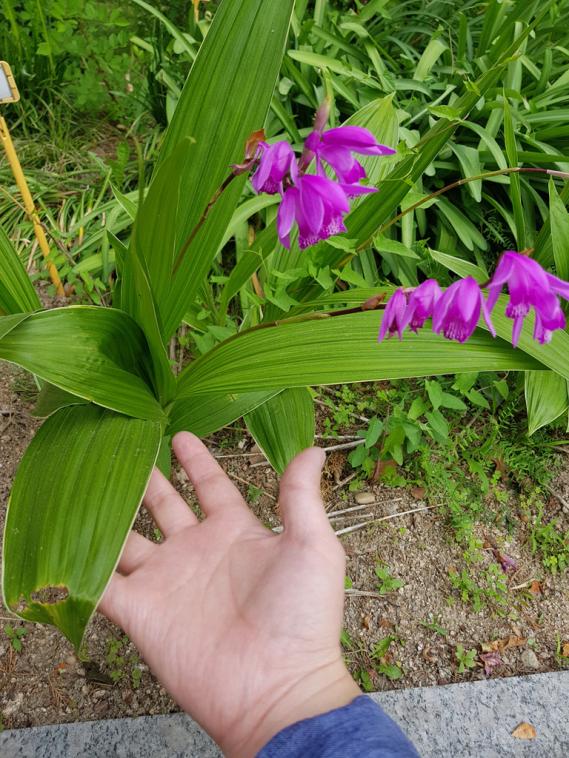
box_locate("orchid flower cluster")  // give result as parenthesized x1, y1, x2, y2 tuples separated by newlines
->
(379, 251, 569, 347)
(250, 103, 395, 249)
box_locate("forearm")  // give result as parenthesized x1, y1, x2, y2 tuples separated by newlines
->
(220, 661, 360, 758)
(256, 694, 420, 758)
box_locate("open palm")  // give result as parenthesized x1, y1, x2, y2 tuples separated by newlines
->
(99, 433, 359, 757)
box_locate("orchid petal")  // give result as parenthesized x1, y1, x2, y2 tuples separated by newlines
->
(481, 296, 496, 338)
(511, 315, 525, 348)
(277, 188, 297, 248)
(340, 183, 377, 198)
(299, 182, 325, 234)
(547, 272, 569, 301)
(322, 126, 396, 156)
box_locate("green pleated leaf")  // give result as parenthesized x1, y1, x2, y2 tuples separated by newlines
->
(32, 383, 89, 418)
(0, 312, 31, 339)
(349, 95, 399, 186)
(245, 388, 315, 474)
(429, 249, 488, 283)
(0, 228, 40, 315)
(503, 95, 526, 249)
(219, 224, 279, 314)
(126, 0, 295, 340)
(489, 306, 569, 380)
(168, 390, 278, 437)
(177, 309, 545, 398)
(0, 308, 165, 422)
(118, 250, 176, 406)
(549, 179, 569, 282)
(525, 370, 568, 435)
(2, 404, 161, 648)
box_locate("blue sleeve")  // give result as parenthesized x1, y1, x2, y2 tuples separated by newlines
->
(257, 695, 420, 757)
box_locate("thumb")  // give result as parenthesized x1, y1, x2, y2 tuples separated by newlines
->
(279, 447, 331, 539)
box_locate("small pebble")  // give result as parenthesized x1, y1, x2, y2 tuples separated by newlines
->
(355, 492, 376, 505)
(521, 649, 540, 670)
(175, 469, 188, 484)
(2, 693, 23, 718)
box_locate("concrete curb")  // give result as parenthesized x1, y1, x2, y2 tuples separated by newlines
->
(1, 672, 567, 757)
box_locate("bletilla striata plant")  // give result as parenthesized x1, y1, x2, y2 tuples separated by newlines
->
(1, 0, 568, 650)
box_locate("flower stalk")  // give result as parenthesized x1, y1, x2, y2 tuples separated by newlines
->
(362, 166, 569, 250)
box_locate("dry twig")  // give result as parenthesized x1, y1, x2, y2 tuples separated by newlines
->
(335, 504, 442, 536)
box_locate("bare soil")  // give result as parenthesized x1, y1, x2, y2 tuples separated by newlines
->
(1, 363, 568, 730)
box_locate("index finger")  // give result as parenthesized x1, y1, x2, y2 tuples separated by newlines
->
(172, 432, 251, 519)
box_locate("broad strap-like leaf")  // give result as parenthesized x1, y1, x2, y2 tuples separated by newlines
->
(2, 404, 161, 648)
(219, 224, 279, 315)
(0, 227, 40, 315)
(32, 383, 88, 418)
(177, 310, 545, 398)
(0, 312, 30, 339)
(168, 390, 279, 437)
(126, 0, 295, 340)
(0, 307, 165, 421)
(549, 179, 569, 283)
(118, 250, 176, 405)
(525, 370, 568, 436)
(245, 388, 315, 474)
(429, 249, 488, 283)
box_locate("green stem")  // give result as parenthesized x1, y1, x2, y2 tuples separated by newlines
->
(357, 166, 569, 253)
(172, 173, 237, 276)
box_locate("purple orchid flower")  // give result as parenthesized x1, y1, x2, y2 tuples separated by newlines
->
(305, 126, 396, 184)
(251, 141, 296, 195)
(249, 103, 395, 250)
(432, 277, 496, 343)
(487, 251, 569, 347)
(277, 176, 375, 249)
(277, 174, 351, 250)
(378, 289, 408, 341)
(402, 279, 442, 333)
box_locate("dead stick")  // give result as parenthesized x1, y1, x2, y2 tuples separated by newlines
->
(335, 504, 442, 536)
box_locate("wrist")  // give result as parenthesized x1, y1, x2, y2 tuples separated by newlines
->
(221, 659, 361, 758)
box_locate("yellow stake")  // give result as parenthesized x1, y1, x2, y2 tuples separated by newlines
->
(0, 114, 65, 296)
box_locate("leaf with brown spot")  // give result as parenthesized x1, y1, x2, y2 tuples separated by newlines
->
(512, 722, 537, 740)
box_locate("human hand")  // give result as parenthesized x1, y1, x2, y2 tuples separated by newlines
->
(99, 432, 360, 757)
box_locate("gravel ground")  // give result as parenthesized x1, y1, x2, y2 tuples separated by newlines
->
(1, 363, 568, 730)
